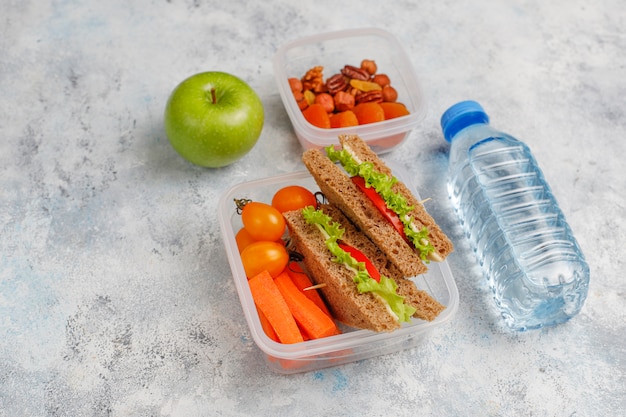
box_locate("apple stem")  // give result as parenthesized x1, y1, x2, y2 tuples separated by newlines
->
(211, 88, 217, 104)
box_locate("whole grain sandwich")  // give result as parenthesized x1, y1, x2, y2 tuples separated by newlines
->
(283, 203, 444, 332)
(302, 134, 454, 277)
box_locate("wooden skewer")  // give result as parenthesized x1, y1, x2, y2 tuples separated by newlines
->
(303, 283, 327, 291)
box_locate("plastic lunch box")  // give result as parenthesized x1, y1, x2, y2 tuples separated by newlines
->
(273, 28, 426, 154)
(218, 162, 458, 374)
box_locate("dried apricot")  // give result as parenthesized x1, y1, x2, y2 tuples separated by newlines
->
(379, 102, 410, 120)
(302, 103, 331, 129)
(353, 102, 385, 125)
(329, 110, 359, 128)
(349, 79, 382, 92)
(304, 90, 316, 106)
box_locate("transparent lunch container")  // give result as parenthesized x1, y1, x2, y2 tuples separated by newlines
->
(273, 28, 426, 154)
(218, 162, 458, 374)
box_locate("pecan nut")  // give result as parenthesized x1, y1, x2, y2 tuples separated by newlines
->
(355, 90, 383, 104)
(326, 73, 348, 94)
(341, 65, 369, 81)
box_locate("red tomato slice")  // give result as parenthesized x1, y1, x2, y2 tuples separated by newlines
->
(351, 176, 408, 243)
(337, 242, 381, 282)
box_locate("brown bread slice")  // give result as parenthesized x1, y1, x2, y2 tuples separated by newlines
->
(339, 134, 454, 260)
(283, 204, 444, 332)
(301, 134, 454, 277)
(302, 147, 427, 277)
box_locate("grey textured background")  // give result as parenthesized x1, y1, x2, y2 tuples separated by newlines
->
(1, 1, 624, 416)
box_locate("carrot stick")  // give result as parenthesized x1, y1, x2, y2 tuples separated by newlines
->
(256, 306, 278, 342)
(248, 270, 304, 344)
(274, 271, 340, 340)
(285, 262, 333, 317)
(297, 324, 311, 341)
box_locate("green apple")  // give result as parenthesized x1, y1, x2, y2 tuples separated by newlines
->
(164, 71, 264, 168)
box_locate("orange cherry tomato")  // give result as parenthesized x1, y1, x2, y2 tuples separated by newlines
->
(241, 201, 286, 242)
(235, 227, 256, 253)
(271, 185, 317, 213)
(236, 226, 286, 253)
(240, 241, 289, 278)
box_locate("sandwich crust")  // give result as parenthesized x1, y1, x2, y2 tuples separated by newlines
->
(283, 204, 444, 332)
(302, 134, 454, 277)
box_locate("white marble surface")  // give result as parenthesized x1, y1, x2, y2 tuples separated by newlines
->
(1, 0, 624, 416)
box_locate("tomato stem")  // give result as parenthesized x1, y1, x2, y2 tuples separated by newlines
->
(234, 198, 252, 215)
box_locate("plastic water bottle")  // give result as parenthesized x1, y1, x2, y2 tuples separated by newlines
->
(440, 100, 590, 331)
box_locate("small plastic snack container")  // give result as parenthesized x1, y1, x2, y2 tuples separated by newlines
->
(218, 164, 458, 374)
(273, 28, 426, 154)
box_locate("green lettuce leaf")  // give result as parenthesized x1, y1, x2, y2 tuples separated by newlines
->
(302, 206, 416, 322)
(325, 145, 434, 261)
(357, 275, 416, 323)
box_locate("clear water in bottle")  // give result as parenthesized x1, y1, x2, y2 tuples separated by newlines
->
(441, 101, 589, 331)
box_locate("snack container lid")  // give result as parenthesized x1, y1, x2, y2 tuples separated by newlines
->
(273, 28, 426, 153)
(218, 164, 458, 374)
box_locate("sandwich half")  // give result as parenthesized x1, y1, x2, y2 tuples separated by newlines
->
(302, 134, 454, 277)
(283, 203, 444, 332)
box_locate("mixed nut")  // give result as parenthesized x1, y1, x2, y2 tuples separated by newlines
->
(288, 60, 409, 128)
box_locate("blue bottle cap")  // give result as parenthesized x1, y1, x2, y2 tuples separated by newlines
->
(440, 100, 490, 143)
